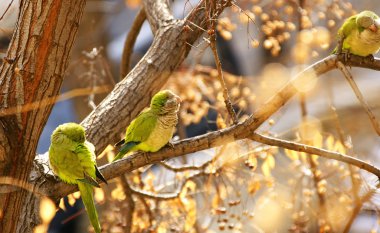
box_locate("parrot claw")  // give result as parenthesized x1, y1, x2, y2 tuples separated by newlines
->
(366, 54, 375, 62)
(337, 49, 352, 67)
(166, 141, 175, 149)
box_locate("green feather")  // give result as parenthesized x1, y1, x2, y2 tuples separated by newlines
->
(333, 10, 380, 56)
(78, 182, 101, 233)
(49, 123, 106, 233)
(112, 90, 180, 162)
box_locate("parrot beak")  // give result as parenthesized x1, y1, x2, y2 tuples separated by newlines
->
(175, 95, 181, 103)
(369, 23, 378, 32)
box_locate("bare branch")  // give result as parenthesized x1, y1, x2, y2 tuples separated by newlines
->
(39, 55, 380, 200)
(206, 0, 238, 124)
(249, 133, 380, 177)
(130, 169, 210, 200)
(336, 61, 380, 136)
(159, 161, 207, 172)
(343, 183, 380, 233)
(119, 176, 135, 233)
(142, 0, 175, 33)
(120, 8, 146, 78)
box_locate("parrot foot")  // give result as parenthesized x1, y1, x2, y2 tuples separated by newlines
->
(143, 152, 150, 164)
(166, 141, 175, 149)
(366, 54, 375, 63)
(338, 50, 352, 67)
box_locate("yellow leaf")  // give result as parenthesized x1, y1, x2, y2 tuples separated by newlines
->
(334, 140, 346, 154)
(212, 195, 221, 209)
(98, 144, 114, 160)
(312, 132, 323, 148)
(285, 149, 299, 161)
(34, 224, 47, 233)
(184, 201, 196, 231)
(325, 135, 334, 150)
(67, 194, 76, 207)
(58, 198, 66, 211)
(311, 154, 319, 165)
(248, 180, 261, 195)
(73, 191, 81, 199)
(111, 182, 126, 201)
(39, 197, 56, 224)
(267, 155, 275, 169)
(157, 224, 167, 233)
(216, 113, 227, 129)
(261, 160, 272, 177)
(94, 188, 105, 204)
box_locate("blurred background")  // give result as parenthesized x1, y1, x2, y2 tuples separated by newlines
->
(2, 0, 380, 232)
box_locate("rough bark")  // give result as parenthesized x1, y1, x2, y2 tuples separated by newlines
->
(0, 0, 86, 232)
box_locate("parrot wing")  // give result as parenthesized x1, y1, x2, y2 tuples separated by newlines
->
(112, 109, 158, 162)
(125, 109, 158, 143)
(339, 15, 358, 38)
(84, 140, 108, 184)
(74, 142, 107, 185)
(332, 15, 357, 54)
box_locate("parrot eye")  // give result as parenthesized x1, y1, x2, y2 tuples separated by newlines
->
(358, 16, 374, 28)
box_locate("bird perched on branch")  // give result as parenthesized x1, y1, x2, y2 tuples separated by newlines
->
(49, 123, 107, 233)
(112, 90, 181, 162)
(333, 10, 380, 57)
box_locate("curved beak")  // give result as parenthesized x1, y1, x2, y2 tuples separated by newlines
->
(370, 19, 380, 32)
(369, 23, 378, 32)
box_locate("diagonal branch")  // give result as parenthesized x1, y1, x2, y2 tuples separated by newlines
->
(249, 133, 380, 177)
(336, 61, 380, 136)
(142, 0, 175, 33)
(120, 8, 146, 78)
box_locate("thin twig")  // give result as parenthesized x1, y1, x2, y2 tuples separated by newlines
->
(337, 61, 380, 136)
(249, 133, 380, 178)
(206, 0, 238, 124)
(159, 161, 206, 172)
(120, 176, 135, 233)
(136, 195, 153, 227)
(343, 183, 380, 233)
(329, 104, 361, 204)
(120, 8, 146, 79)
(129, 171, 207, 200)
(0, 85, 111, 117)
(0, 0, 15, 21)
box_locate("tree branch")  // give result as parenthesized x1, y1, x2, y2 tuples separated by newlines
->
(249, 133, 380, 177)
(79, 0, 233, 154)
(38, 55, 380, 200)
(142, 0, 175, 33)
(336, 61, 380, 136)
(120, 176, 135, 233)
(120, 8, 146, 78)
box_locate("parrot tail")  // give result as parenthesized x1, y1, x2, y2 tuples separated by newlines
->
(78, 182, 101, 233)
(114, 139, 125, 147)
(112, 141, 137, 162)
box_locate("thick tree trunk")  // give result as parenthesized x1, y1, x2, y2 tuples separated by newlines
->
(0, 1, 86, 232)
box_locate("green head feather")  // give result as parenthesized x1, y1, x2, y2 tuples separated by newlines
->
(51, 122, 86, 145)
(356, 11, 378, 29)
(150, 90, 181, 113)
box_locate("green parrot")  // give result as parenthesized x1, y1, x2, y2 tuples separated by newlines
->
(49, 123, 107, 233)
(333, 10, 380, 56)
(112, 90, 181, 162)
